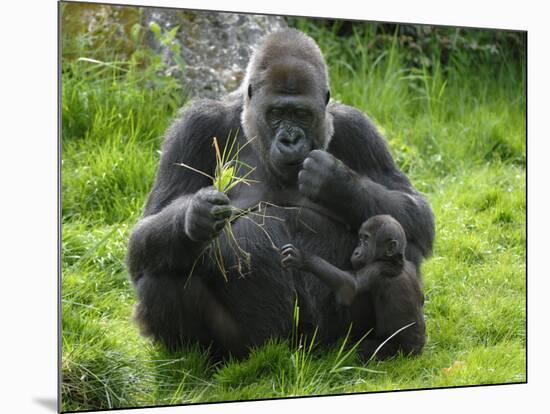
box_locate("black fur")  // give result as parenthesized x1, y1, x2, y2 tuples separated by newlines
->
(126, 29, 434, 358)
(281, 215, 426, 360)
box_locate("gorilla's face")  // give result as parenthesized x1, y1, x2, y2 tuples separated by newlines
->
(242, 39, 333, 186)
(351, 215, 407, 270)
(268, 100, 313, 166)
(244, 75, 332, 184)
(264, 95, 324, 182)
(351, 222, 375, 270)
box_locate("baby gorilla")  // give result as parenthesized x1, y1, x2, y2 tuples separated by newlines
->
(281, 214, 425, 360)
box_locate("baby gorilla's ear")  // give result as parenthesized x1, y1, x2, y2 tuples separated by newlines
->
(385, 239, 399, 257)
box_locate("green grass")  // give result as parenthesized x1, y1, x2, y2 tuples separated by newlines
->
(61, 18, 526, 412)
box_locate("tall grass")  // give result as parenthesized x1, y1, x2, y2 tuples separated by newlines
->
(61, 12, 525, 412)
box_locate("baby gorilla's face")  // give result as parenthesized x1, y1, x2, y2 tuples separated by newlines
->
(350, 223, 374, 270)
(350, 215, 407, 269)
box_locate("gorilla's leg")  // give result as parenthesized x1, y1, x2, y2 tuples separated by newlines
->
(358, 339, 401, 360)
(358, 338, 423, 360)
(134, 213, 301, 358)
(208, 216, 299, 351)
(134, 272, 237, 353)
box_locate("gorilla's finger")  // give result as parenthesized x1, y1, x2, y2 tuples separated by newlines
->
(309, 149, 330, 162)
(187, 225, 215, 242)
(211, 204, 233, 218)
(302, 170, 323, 188)
(298, 178, 319, 196)
(302, 157, 317, 171)
(298, 170, 314, 185)
(281, 244, 295, 252)
(193, 220, 215, 235)
(281, 246, 297, 256)
(213, 219, 227, 232)
(191, 213, 214, 228)
(281, 253, 294, 261)
(201, 188, 231, 205)
(311, 150, 336, 170)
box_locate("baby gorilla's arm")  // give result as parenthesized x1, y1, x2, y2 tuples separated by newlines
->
(304, 255, 358, 305)
(281, 244, 368, 306)
(354, 262, 383, 292)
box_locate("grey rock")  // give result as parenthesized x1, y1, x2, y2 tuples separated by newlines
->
(142, 8, 287, 99)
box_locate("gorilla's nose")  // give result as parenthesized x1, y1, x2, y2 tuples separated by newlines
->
(279, 130, 304, 148)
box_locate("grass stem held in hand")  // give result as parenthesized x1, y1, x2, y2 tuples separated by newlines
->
(176, 134, 257, 281)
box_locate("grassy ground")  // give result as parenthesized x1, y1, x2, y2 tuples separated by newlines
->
(61, 18, 526, 412)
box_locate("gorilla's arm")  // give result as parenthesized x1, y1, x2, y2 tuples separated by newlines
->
(299, 104, 435, 265)
(281, 244, 383, 306)
(126, 100, 234, 281)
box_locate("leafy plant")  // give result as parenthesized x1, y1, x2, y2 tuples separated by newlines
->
(148, 21, 186, 71)
(176, 134, 257, 281)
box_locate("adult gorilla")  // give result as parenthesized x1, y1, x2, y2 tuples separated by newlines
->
(127, 29, 434, 358)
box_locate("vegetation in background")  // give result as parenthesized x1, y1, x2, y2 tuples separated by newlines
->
(61, 3, 526, 411)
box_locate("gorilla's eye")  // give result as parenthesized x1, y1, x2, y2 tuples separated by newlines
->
(296, 109, 309, 118)
(270, 107, 283, 118)
(295, 109, 313, 124)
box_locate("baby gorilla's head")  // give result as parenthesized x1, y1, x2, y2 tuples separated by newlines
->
(350, 215, 407, 270)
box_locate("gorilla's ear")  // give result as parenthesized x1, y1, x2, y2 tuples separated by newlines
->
(248, 84, 253, 99)
(325, 90, 331, 105)
(385, 239, 399, 257)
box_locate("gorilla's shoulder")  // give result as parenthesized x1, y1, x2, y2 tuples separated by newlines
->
(327, 102, 380, 141)
(177, 95, 242, 127)
(327, 102, 394, 171)
(164, 96, 243, 147)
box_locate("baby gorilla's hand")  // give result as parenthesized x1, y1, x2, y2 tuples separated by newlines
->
(280, 244, 307, 270)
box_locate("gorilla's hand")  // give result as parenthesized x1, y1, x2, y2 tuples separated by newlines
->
(298, 150, 357, 205)
(280, 244, 307, 270)
(184, 187, 233, 243)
